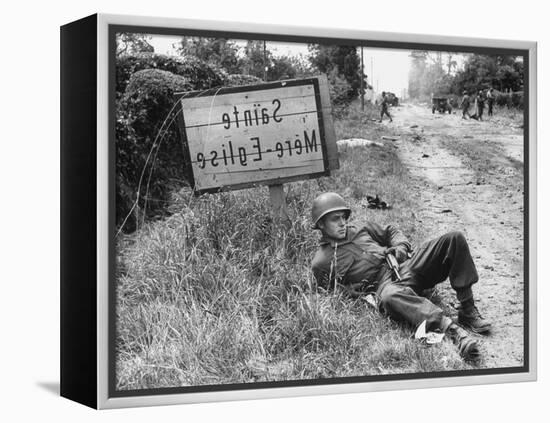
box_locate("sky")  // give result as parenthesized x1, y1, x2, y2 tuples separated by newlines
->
(362, 48, 411, 97)
(147, 34, 413, 96)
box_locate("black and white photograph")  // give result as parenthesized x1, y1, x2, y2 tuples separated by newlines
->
(112, 28, 528, 394)
(4, 0, 549, 420)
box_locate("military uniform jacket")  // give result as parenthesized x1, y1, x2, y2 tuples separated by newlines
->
(476, 94, 485, 107)
(311, 223, 412, 289)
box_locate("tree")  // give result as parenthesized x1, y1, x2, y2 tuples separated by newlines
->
(495, 56, 524, 92)
(116, 33, 154, 56)
(238, 40, 270, 79)
(446, 53, 458, 75)
(408, 50, 458, 99)
(177, 37, 242, 74)
(267, 55, 297, 80)
(408, 51, 428, 99)
(308, 44, 361, 101)
(453, 54, 523, 93)
(283, 54, 316, 78)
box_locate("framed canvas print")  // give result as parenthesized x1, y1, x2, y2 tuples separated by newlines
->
(60, 13, 537, 409)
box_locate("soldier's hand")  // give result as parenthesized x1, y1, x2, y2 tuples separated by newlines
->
(385, 246, 408, 263)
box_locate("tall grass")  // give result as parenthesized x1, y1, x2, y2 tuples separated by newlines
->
(116, 102, 470, 390)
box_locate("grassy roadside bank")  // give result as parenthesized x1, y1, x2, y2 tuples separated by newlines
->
(115, 102, 470, 391)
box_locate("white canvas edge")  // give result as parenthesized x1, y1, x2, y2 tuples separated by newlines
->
(96, 13, 537, 409)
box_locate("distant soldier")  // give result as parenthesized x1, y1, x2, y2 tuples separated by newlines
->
(459, 91, 471, 119)
(475, 90, 486, 121)
(487, 88, 495, 116)
(379, 91, 393, 123)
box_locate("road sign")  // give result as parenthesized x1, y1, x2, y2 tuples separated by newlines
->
(176, 76, 338, 195)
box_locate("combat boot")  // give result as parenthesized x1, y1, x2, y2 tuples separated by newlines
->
(446, 323, 481, 362)
(458, 302, 492, 335)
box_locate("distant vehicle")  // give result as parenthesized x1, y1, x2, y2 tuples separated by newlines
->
(376, 92, 399, 107)
(431, 96, 452, 114)
(386, 92, 399, 106)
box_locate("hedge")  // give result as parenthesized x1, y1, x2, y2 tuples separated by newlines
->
(116, 69, 194, 232)
(116, 53, 225, 98)
(224, 74, 263, 86)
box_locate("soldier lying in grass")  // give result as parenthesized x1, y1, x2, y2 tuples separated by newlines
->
(310, 192, 492, 361)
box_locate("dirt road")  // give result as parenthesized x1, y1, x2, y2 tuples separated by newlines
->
(387, 103, 525, 368)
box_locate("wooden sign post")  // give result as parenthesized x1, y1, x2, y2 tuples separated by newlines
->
(268, 183, 289, 224)
(175, 76, 338, 223)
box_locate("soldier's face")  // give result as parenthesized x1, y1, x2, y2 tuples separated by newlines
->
(319, 211, 348, 241)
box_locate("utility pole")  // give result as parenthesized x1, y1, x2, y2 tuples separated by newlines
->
(361, 46, 364, 111)
(263, 40, 267, 82)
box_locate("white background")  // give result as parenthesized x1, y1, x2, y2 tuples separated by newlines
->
(1, 0, 546, 421)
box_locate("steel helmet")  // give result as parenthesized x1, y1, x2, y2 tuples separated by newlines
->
(311, 192, 351, 229)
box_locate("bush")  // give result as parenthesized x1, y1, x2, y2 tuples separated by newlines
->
(116, 69, 193, 232)
(116, 53, 225, 98)
(495, 91, 523, 109)
(327, 69, 353, 117)
(115, 54, 277, 232)
(224, 74, 263, 86)
(116, 53, 232, 233)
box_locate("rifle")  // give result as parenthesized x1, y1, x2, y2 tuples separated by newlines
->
(385, 252, 402, 282)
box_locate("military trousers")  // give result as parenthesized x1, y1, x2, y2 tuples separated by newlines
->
(380, 107, 392, 121)
(376, 231, 478, 332)
(477, 106, 484, 120)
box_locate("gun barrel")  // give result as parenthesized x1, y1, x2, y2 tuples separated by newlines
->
(385, 254, 402, 281)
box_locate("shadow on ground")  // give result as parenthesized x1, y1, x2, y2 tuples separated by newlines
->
(36, 381, 60, 396)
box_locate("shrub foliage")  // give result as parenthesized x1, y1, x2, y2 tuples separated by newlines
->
(116, 54, 237, 232)
(116, 68, 193, 232)
(116, 53, 225, 97)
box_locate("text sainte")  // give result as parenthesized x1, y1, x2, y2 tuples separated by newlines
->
(221, 99, 282, 129)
